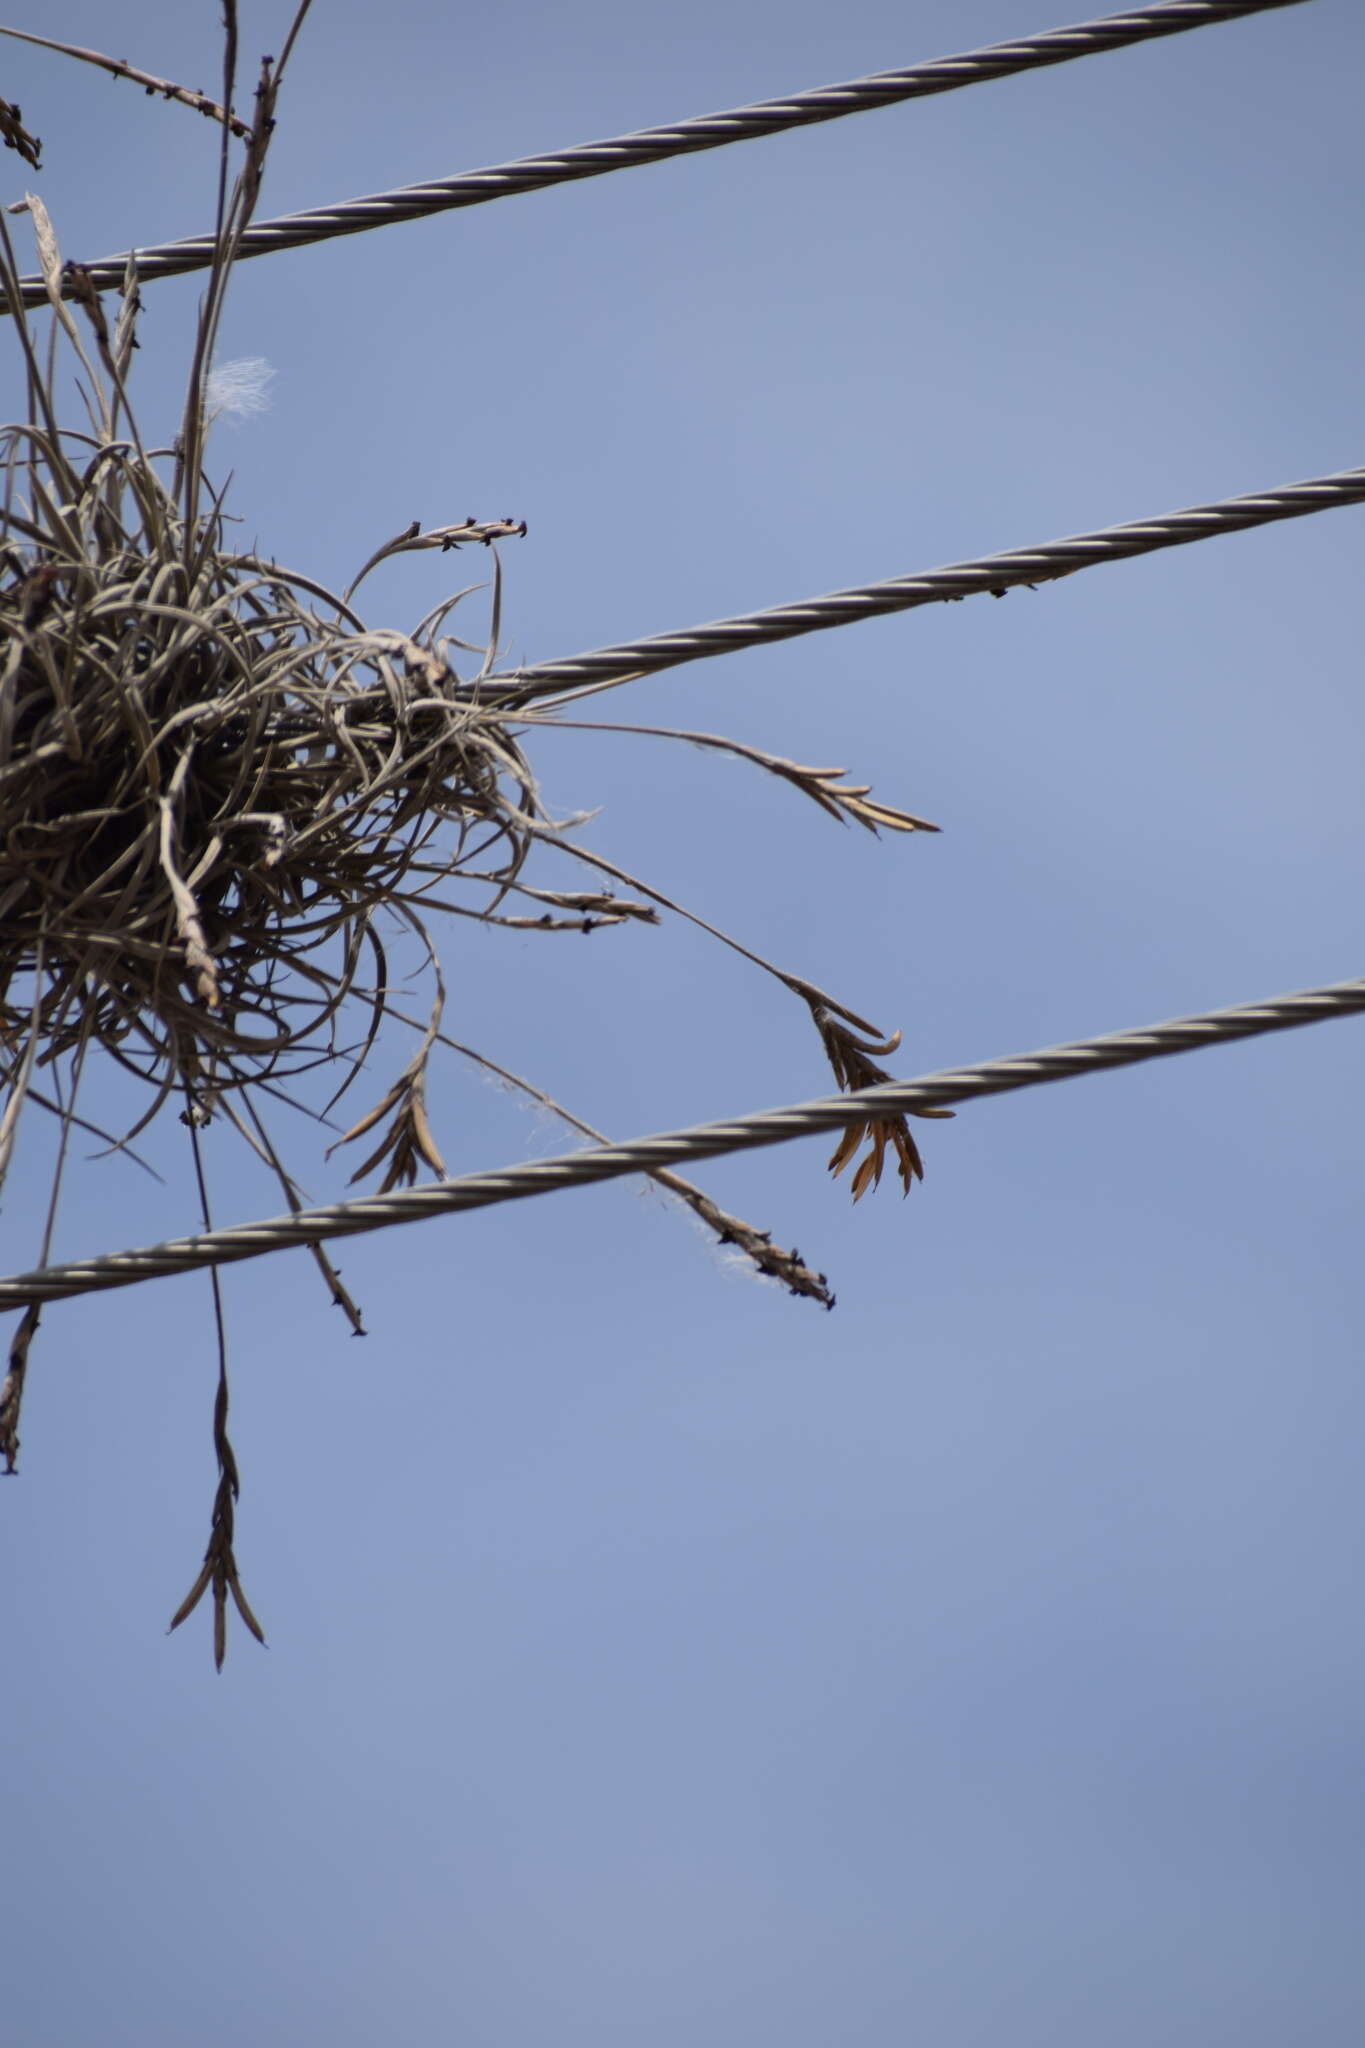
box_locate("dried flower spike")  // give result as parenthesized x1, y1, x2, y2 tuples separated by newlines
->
(812, 1006, 955, 1201)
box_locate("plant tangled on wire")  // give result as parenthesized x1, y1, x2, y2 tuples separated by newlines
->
(0, 4, 944, 1663)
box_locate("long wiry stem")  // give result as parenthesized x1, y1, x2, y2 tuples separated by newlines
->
(168, 1092, 266, 1669)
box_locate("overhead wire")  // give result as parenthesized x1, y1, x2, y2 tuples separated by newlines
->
(0, 976, 1360, 1310)
(495, 466, 1365, 700)
(5, 0, 1312, 310)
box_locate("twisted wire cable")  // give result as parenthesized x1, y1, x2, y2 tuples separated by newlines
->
(7, 0, 1311, 311)
(496, 466, 1365, 700)
(1, 976, 1359, 1311)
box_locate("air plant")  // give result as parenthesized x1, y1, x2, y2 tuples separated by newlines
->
(0, 5, 946, 1662)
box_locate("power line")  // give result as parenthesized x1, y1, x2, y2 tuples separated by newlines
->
(6, 0, 1312, 311)
(1, 975, 1359, 1312)
(494, 466, 1365, 700)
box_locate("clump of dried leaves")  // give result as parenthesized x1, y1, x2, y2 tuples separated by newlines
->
(0, 7, 948, 1663)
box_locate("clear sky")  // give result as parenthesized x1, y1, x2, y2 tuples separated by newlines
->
(4, 4, 1365, 2043)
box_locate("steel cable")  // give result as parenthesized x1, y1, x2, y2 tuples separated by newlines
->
(1, 976, 1359, 1311)
(495, 466, 1365, 700)
(6, 0, 1312, 310)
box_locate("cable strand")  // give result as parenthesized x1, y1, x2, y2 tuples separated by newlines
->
(493, 468, 1365, 700)
(4, 0, 1313, 310)
(1, 974, 1359, 1311)
(492, 465, 1365, 698)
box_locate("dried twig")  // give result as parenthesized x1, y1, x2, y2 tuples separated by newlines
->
(0, 25, 252, 139)
(387, 1007, 837, 1309)
(345, 516, 529, 605)
(0, 1304, 38, 1473)
(0, 94, 40, 169)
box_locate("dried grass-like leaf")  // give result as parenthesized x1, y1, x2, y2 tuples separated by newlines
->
(158, 793, 222, 1010)
(12, 193, 84, 358)
(523, 714, 938, 834)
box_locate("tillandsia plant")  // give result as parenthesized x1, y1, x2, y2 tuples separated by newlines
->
(0, 6, 949, 1664)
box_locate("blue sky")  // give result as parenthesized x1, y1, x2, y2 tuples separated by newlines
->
(4, 3, 1365, 2042)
